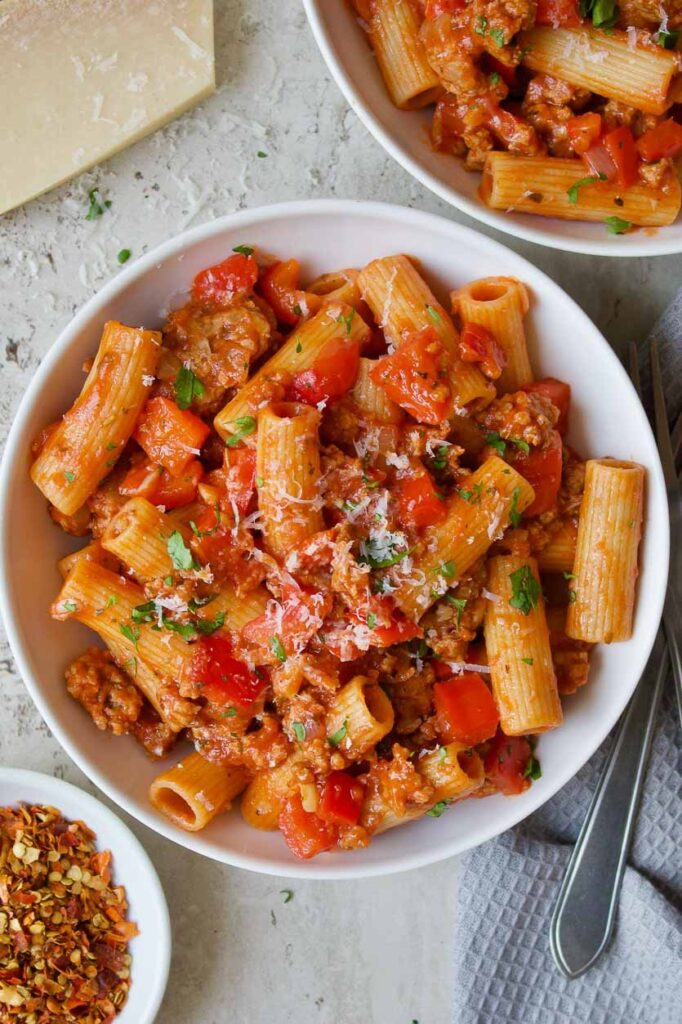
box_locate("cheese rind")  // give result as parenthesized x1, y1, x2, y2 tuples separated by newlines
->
(0, 0, 215, 214)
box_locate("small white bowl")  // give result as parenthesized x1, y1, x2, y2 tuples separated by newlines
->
(303, 0, 682, 257)
(0, 199, 668, 878)
(0, 768, 170, 1023)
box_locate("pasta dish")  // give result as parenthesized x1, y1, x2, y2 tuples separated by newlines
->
(351, 0, 682, 231)
(31, 247, 644, 858)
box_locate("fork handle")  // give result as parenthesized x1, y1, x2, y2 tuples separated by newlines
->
(549, 627, 668, 978)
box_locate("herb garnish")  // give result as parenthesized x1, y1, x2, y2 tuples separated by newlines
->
(509, 565, 541, 615)
(358, 533, 409, 569)
(167, 530, 197, 571)
(425, 304, 441, 324)
(605, 216, 632, 235)
(444, 594, 467, 625)
(117, 249, 131, 264)
(567, 173, 607, 205)
(509, 486, 522, 528)
(335, 309, 355, 336)
(427, 799, 451, 818)
(174, 365, 205, 410)
(119, 623, 140, 648)
(328, 720, 348, 747)
(225, 415, 256, 447)
(233, 244, 254, 256)
(523, 756, 542, 780)
(85, 188, 111, 220)
(271, 635, 287, 662)
(485, 431, 507, 456)
(292, 722, 306, 742)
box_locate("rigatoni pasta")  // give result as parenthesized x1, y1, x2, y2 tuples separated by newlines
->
(367, 0, 441, 110)
(567, 459, 645, 643)
(485, 555, 563, 735)
(34, 244, 646, 860)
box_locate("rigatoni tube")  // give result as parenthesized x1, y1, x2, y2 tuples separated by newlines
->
(149, 752, 248, 832)
(485, 554, 562, 735)
(256, 402, 324, 559)
(566, 459, 644, 643)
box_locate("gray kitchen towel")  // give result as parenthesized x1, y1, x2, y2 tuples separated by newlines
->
(452, 288, 682, 1024)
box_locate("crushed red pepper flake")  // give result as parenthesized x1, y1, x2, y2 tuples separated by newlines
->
(0, 804, 138, 1022)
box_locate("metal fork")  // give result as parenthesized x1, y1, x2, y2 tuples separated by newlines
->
(549, 340, 679, 978)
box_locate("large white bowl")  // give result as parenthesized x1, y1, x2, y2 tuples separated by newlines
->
(0, 768, 170, 1022)
(303, 0, 682, 257)
(0, 200, 668, 878)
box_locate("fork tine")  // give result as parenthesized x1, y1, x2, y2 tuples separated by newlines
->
(649, 339, 678, 491)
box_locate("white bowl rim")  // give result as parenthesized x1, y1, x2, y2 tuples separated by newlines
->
(302, 0, 682, 258)
(0, 198, 668, 878)
(0, 766, 171, 1022)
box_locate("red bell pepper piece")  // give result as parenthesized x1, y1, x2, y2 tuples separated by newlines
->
(459, 322, 507, 379)
(192, 252, 259, 307)
(319, 772, 364, 826)
(260, 259, 322, 325)
(534, 0, 581, 26)
(278, 792, 336, 859)
(507, 429, 563, 517)
(636, 118, 682, 162)
(566, 112, 603, 155)
(393, 470, 447, 530)
(120, 457, 204, 509)
(134, 396, 210, 477)
(190, 635, 266, 708)
(287, 335, 360, 407)
(224, 448, 256, 516)
(602, 126, 639, 188)
(434, 672, 500, 746)
(484, 729, 534, 795)
(369, 327, 451, 425)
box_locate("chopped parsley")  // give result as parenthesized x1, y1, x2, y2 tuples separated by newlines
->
(271, 635, 287, 662)
(438, 746, 448, 763)
(174, 365, 206, 410)
(509, 565, 541, 616)
(431, 445, 449, 470)
(85, 188, 111, 220)
(195, 612, 226, 636)
(335, 309, 355, 336)
(485, 432, 506, 456)
(435, 560, 456, 579)
(563, 571, 576, 581)
(523, 755, 542, 780)
(63, 470, 76, 483)
(292, 722, 306, 742)
(605, 215, 632, 235)
(163, 575, 174, 586)
(489, 71, 501, 86)
(509, 486, 522, 528)
(489, 26, 505, 46)
(567, 173, 607, 205)
(131, 601, 156, 623)
(295, 339, 302, 353)
(328, 720, 348, 747)
(225, 415, 256, 447)
(293, 303, 303, 316)
(167, 530, 197, 571)
(580, 0, 619, 27)
(106, 441, 118, 451)
(222, 707, 238, 718)
(521, 657, 534, 666)
(60, 600, 77, 613)
(256, 476, 265, 487)
(367, 612, 378, 629)
(358, 532, 409, 569)
(117, 248, 131, 264)
(280, 889, 294, 903)
(232, 244, 254, 256)
(474, 15, 488, 35)
(257, 150, 268, 158)
(656, 27, 679, 48)
(427, 799, 451, 818)
(119, 623, 140, 648)
(568, 589, 577, 604)
(509, 437, 530, 455)
(425, 304, 441, 324)
(161, 619, 198, 640)
(189, 505, 221, 538)
(444, 594, 467, 625)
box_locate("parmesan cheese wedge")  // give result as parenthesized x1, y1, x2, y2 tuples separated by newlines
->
(0, 0, 215, 215)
